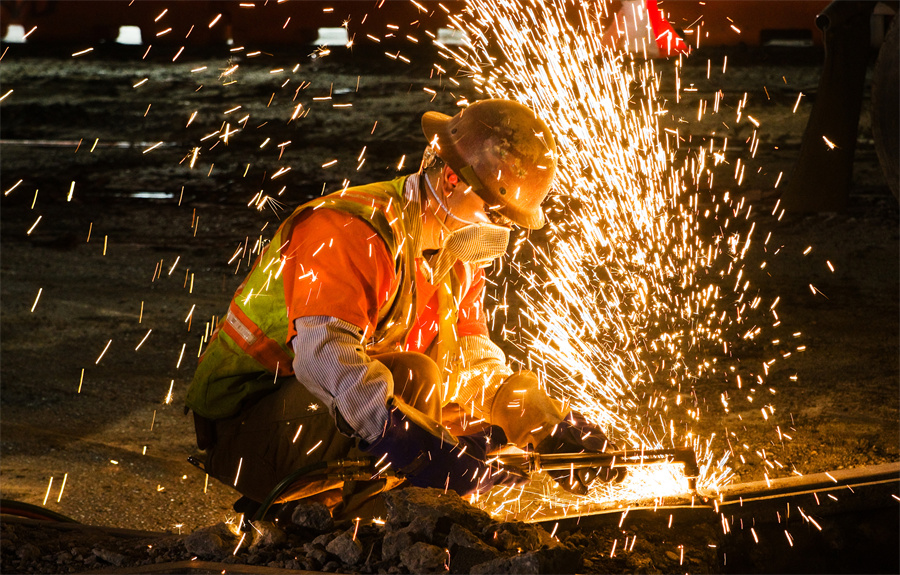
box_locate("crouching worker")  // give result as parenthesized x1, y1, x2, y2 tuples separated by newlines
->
(185, 99, 622, 520)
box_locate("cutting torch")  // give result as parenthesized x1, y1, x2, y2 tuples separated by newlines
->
(495, 447, 700, 492)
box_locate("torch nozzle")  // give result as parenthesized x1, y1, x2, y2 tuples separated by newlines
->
(670, 448, 699, 492)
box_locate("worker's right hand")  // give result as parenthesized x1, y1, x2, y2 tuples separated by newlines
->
(362, 401, 528, 496)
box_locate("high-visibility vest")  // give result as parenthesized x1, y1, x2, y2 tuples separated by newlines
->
(186, 176, 428, 420)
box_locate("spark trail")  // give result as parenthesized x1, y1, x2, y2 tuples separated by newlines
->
(425, 0, 798, 509)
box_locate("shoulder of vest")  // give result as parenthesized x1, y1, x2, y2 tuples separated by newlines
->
(286, 176, 410, 260)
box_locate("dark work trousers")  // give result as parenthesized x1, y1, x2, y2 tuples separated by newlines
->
(202, 351, 443, 519)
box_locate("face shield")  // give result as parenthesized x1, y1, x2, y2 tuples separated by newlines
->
(422, 172, 511, 283)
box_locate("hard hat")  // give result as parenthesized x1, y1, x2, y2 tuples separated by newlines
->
(421, 99, 557, 229)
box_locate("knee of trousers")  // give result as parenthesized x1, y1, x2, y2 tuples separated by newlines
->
(203, 378, 360, 503)
(372, 351, 442, 420)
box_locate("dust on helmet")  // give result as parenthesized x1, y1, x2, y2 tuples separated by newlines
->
(421, 99, 557, 229)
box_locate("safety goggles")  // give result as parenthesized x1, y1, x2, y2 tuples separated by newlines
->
(484, 205, 513, 227)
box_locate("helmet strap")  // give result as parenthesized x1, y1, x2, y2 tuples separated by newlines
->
(418, 144, 440, 174)
(422, 169, 455, 236)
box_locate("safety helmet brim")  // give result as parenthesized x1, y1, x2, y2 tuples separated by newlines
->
(421, 101, 556, 230)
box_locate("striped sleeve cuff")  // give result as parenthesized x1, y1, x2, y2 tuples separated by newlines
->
(292, 316, 392, 443)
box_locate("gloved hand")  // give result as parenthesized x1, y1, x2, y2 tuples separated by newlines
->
(363, 401, 528, 496)
(535, 410, 626, 495)
(490, 371, 568, 447)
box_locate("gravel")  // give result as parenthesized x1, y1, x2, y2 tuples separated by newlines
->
(7, 486, 706, 574)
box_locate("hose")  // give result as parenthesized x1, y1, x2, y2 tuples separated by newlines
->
(0, 499, 79, 523)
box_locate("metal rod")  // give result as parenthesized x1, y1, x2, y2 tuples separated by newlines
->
(497, 447, 698, 478)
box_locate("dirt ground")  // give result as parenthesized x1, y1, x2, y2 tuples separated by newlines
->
(1, 27, 898, 573)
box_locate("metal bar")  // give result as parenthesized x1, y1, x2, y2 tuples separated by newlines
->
(532, 461, 899, 527)
(716, 460, 900, 505)
(497, 447, 700, 490)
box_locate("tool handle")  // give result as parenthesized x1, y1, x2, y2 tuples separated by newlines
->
(497, 448, 697, 474)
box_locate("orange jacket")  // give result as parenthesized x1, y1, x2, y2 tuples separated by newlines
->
(186, 176, 487, 420)
(281, 207, 488, 352)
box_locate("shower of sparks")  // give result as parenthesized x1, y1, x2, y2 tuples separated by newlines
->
(420, 0, 800, 512)
(176, 343, 187, 368)
(233, 458, 243, 487)
(135, 329, 152, 350)
(95, 339, 112, 364)
(43, 0, 814, 526)
(26, 215, 42, 235)
(233, 532, 247, 556)
(4, 179, 23, 195)
(792, 92, 804, 114)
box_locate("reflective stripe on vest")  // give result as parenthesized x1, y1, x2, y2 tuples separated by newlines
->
(222, 303, 294, 376)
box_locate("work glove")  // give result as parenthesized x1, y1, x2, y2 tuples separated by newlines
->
(363, 400, 529, 497)
(535, 410, 627, 495)
(490, 371, 569, 447)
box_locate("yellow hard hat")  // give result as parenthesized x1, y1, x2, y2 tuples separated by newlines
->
(422, 99, 557, 229)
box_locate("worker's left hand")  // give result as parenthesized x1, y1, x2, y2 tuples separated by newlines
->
(535, 410, 626, 495)
(363, 401, 529, 497)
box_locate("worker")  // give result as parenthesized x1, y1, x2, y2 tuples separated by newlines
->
(601, 1, 689, 57)
(186, 99, 622, 520)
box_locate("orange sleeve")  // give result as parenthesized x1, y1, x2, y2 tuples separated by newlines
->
(280, 208, 396, 342)
(456, 267, 490, 338)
